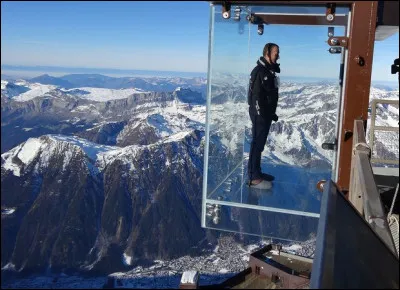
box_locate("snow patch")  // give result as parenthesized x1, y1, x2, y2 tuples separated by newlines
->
(17, 138, 42, 165)
(2, 207, 16, 215)
(62, 87, 148, 102)
(122, 253, 132, 266)
(180, 270, 198, 284)
(13, 83, 57, 102)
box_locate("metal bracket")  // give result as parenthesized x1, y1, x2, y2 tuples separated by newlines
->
(391, 58, 399, 74)
(326, 3, 336, 22)
(247, 13, 263, 25)
(328, 36, 349, 48)
(222, 1, 231, 19)
(317, 180, 327, 192)
(328, 27, 334, 37)
(322, 138, 337, 151)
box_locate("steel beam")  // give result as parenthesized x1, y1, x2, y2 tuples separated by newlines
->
(336, 1, 378, 194)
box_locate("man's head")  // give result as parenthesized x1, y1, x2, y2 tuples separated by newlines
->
(263, 43, 280, 64)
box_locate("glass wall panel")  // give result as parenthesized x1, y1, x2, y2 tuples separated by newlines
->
(203, 4, 350, 241)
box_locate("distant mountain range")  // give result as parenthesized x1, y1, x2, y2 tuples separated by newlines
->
(1, 74, 398, 275)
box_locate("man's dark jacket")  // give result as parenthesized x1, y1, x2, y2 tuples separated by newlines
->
(247, 57, 280, 119)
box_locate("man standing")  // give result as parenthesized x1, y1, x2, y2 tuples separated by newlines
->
(247, 43, 280, 189)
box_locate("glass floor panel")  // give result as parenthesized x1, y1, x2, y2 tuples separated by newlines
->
(205, 202, 320, 242)
(207, 158, 329, 216)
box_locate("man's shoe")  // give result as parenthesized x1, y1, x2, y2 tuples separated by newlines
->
(249, 179, 272, 190)
(261, 173, 275, 181)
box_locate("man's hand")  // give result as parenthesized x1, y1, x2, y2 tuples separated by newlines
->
(272, 114, 279, 122)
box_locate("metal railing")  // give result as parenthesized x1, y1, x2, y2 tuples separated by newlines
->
(349, 119, 397, 255)
(369, 99, 399, 165)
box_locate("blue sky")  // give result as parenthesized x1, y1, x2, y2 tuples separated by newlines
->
(1, 1, 398, 81)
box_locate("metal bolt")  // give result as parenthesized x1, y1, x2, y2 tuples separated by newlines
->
(326, 14, 334, 22)
(354, 56, 365, 66)
(328, 47, 342, 54)
(328, 27, 334, 37)
(222, 11, 230, 19)
(317, 180, 326, 192)
(330, 38, 339, 46)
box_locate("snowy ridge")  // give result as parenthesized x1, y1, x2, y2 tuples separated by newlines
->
(2, 77, 397, 170)
(1, 80, 8, 90)
(12, 83, 58, 102)
(1, 135, 117, 176)
(2, 129, 199, 177)
(62, 87, 149, 102)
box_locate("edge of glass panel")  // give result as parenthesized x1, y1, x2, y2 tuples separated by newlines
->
(205, 198, 320, 218)
(201, 4, 215, 228)
(334, 9, 352, 182)
(332, 8, 351, 182)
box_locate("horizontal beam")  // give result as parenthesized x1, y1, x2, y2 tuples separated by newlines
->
(371, 158, 399, 165)
(205, 198, 320, 218)
(373, 126, 399, 132)
(254, 13, 347, 26)
(211, 1, 354, 6)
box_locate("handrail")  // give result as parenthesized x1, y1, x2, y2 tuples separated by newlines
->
(369, 99, 399, 165)
(349, 119, 397, 255)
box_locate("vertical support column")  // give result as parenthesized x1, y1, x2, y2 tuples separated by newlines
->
(337, 1, 378, 194)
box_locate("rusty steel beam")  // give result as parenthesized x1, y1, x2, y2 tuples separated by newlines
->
(211, 1, 354, 6)
(336, 1, 378, 195)
(254, 13, 348, 26)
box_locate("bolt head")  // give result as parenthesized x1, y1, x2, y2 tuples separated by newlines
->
(326, 14, 334, 21)
(222, 11, 230, 19)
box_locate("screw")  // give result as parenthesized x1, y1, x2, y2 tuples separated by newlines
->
(354, 56, 365, 66)
(326, 14, 334, 22)
(330, 38, 339, 46)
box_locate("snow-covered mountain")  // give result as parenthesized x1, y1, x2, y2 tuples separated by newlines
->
(1, 74, 398, 277)
(1, 131, 210, 273)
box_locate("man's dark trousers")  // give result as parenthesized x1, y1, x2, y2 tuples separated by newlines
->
(248, 106, 273, 181)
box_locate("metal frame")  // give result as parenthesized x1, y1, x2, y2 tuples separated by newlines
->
(209, 1, 380, 195)
(311, 180, 399, 288)
(335, 1, 378, 193)
(251, 13, 348, 26)
(369, 99, 400, 165)
(349, 120, 397, 254)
